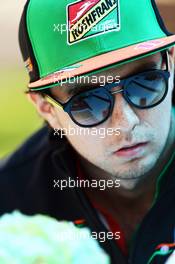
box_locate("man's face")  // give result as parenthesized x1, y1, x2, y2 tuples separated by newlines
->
(33, 52, 174, 190)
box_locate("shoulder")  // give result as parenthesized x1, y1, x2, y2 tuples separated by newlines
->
(0, 126, 70, 215)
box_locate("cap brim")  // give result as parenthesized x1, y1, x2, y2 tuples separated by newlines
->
(29, 35, 175, 90)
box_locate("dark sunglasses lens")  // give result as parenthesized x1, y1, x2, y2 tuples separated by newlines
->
(125, 71, 167, 108)
(70, 89, 111, 126)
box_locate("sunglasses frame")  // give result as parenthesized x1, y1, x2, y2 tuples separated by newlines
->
(43, 51, 170, 128)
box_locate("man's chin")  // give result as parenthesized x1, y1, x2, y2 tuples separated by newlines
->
(110, 155, 158, 190)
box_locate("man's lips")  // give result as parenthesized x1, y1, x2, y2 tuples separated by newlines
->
(113, 142, 149, 158)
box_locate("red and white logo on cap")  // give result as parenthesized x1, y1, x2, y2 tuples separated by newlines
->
(67, 0, 120, 45)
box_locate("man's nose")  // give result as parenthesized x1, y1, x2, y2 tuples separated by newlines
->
(109, 92, 140, 132)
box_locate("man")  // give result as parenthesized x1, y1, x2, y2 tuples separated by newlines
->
(0, 0, 175, 263)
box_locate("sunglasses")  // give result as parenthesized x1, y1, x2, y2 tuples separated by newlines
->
(44, 51, 170, 128)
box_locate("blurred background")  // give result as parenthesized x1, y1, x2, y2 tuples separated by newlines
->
(0, 0, 175, 158)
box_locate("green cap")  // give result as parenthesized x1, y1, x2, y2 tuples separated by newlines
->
(19, 0, 175, 91)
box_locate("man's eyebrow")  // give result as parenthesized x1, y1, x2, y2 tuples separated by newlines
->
(62, 60, 161, 95)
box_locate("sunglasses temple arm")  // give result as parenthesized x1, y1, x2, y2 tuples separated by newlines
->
(45, 95, 64, 109)
(165, 50, 170, 72)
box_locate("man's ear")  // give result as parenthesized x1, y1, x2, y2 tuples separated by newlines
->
(27, 92, 62, 129)
(168, 47, 175, 58)
(168, 47, 175, 105)
(168, 47, 175, 68)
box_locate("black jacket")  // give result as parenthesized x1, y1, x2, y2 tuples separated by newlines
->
(0, 126, 175, 264)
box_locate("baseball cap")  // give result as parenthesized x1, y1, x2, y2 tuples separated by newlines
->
(19, 0, 175, 91)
